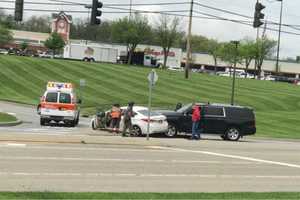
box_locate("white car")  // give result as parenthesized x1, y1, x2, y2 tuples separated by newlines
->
(0, 49, 8, 55)
(167, 66, 184, 72)
(91, 106, 168, 136)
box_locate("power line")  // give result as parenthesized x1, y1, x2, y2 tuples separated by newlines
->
(1, 3, 300, 36)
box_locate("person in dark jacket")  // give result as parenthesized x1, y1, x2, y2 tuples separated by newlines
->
(191, 104, 201, 140)
(122, 102, 135, 137)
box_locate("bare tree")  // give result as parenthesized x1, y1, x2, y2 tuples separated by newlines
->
(155, 15, 182, 69)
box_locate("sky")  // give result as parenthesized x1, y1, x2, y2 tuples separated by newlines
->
(1, 0, 300, 59)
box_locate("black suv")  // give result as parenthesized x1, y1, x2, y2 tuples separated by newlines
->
(161, 103, 256, 141)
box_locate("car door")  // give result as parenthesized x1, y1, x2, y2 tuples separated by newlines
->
(203, 106, 226, 134)
(179, 107, 193, 133)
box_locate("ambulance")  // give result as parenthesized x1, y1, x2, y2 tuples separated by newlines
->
(39, 82, 81, 127)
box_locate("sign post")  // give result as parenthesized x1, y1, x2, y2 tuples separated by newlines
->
(147, 70, 158, 141)
(79, 79, 86, 103)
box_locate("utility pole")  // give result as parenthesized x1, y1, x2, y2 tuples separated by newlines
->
(185, 0, 194, 79)
(129, 0, 133, 19)
(275, 0, 283, 74)
(231, 41, 239, 106)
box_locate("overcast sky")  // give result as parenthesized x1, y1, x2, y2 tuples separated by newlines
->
(1, 0, 300, 58)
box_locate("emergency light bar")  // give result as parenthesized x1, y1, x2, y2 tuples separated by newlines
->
(47, 82, 74, 92)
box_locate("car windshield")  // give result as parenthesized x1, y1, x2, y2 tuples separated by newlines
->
(176, 103, 192, 113)
(138, 109, 161, 117)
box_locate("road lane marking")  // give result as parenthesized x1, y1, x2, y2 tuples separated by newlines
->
(151, 146, 300, 169)
(0, 172, 300, 179)
(0, 143, 27, 148)
(0, 156, 257, 165)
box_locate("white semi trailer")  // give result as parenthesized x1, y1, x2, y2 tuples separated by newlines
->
(64, 42, 118, 63)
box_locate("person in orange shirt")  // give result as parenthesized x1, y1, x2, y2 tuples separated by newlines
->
(110, 104, 121, 133)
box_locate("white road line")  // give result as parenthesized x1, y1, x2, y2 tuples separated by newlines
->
(0, 143, 27, 147)
(0, 172, 300, 179)
(0, 156, 256, 165)
(151, 146, 300, 169)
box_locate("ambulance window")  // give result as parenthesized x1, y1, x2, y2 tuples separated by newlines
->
(46, 92, 58, 103)
(59, 93, 71, 104)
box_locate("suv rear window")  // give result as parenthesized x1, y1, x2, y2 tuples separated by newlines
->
(226, 108, 254, 120)
(59, 93, 71, 104)
(45, 92, 58, 103)
(204, 106, 224, 116)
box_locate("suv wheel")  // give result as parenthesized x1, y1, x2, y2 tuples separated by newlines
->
(165, 125, 177, 137)
(225, 127, 241, 141)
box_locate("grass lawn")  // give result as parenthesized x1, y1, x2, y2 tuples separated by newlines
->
(0, 55, 300, 139)
(0, 112, 17, 123)
(0, 192, 300, 199)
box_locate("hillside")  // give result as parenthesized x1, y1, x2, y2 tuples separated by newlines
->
(0, 55, 300, 139)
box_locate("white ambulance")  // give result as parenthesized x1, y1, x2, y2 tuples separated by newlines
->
(39, 82, 81, 127)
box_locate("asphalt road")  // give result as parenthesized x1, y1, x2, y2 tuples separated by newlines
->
(0, 101, 300, 192)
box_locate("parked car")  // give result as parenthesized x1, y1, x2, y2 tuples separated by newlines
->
(91, 106, 168, 136)
(0, 48, 8, 55)
(160, 103, 256, 141)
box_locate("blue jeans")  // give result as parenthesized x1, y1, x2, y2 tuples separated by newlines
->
(192, 121, 201, 139)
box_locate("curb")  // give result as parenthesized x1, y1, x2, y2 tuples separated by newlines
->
(0, 120, 22, 127)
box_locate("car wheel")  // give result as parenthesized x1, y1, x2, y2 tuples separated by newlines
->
(92, 121, 97, 130)
(165, 125, 177, 137)
(132, 125, 142, 137)
(225, 127, 241, 141)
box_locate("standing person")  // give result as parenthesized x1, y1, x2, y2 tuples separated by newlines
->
(122, 102, 135, 137)
(110, 104, 121, 133)
(191, 104, 201, 140)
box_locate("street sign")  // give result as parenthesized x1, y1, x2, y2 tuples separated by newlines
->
(80, 79, 86, 87)
(147, 70, 158, 86)
(147, 70, 158, 141)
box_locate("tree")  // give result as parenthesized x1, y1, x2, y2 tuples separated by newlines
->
(0, 24, 13, 47)
(207, 39, 221, 73)
(111, 13, 151, 65)
(44, 32, 65, 56)
(155, 15, 182, 68)
(240, 39, 256, 78)
(20, 41, 28, 51)
(218, 42, 243, 75)
(16, 16, 51, 33)
(256, 37, 277, 79)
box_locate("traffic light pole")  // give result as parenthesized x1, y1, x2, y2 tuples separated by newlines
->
(275, 0, 283, 74)
(185, 0, 194, 79)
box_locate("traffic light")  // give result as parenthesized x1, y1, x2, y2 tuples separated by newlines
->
(14, 0, 24, 22)
(91, 0, 103, 25)
(253, 2, 265, 28)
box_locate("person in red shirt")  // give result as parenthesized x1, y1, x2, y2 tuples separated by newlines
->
(191, 104, 201, 140)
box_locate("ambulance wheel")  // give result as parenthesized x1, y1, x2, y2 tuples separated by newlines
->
(69, 121, 76, 127)
(40, 118, 46, 126)
(75, 116, 79, 125)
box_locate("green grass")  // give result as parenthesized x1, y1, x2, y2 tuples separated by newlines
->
(0, 55, 300, 139)
(0, 192, 299, 199)
(0, 112, 17, 123)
